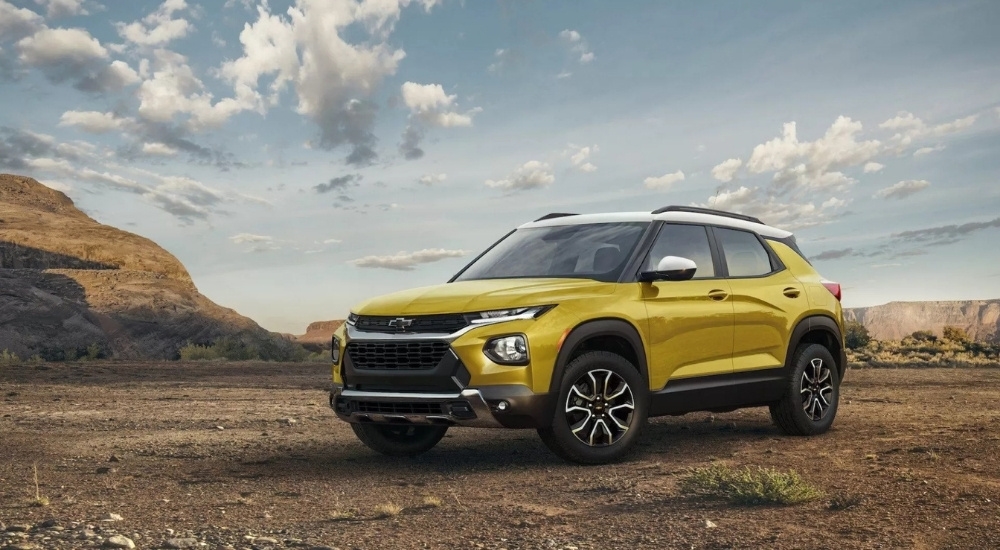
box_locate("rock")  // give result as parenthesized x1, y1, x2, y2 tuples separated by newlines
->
(5, 526, 30, 533)
(37, 520, 57, 529)
(280, 418, 297, 426)
(0, 521, 5, 531)
(164, 537, 199, 548)
(254, 537, 278, 544)
(80, 529, 98, 539)
(308, 546, 338, 550)
(103, 535, 135, 549)
(96, 467, 113, 474)
(0, 174, 304, 361)
(100, 513, 123, 522)
(108, 455, 121, 463)
(214, 426, 225, 431)
(705, 519, 717, 528)
(2, 544, 37, 550)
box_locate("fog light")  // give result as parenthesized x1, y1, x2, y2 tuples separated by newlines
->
(484, 334, 529, 365)
(496, 400, 510, 412)
(331, 336, 341, 364)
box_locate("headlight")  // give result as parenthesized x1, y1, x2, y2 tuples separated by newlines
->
(346, 313, 359, 326)
(331, 336, 341, 364)
(484, 335, 529, 365)
(465, 305, 554, 325)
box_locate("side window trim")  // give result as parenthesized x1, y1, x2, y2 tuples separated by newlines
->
(617, 221, 662, 283)
(629, 221, 722, 281)
(710, 225, 787, 279)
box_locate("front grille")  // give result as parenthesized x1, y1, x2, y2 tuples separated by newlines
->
(355, 401, 446, 415)
(354, 314, 469, 334)
(347, 341, 451, 370)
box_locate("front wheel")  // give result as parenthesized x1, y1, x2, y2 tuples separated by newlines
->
(769, 343, 840, 436)
(351, 424, 448, 457)
(537, 351, 648, 464)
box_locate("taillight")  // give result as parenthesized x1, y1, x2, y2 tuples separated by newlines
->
(822, 280, 842, 302)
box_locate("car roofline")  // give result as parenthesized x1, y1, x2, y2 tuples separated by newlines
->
(519, 211, 793, 239)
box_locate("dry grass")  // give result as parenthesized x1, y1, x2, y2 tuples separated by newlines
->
(373, 502, 403, 518)
(329, 510, 355, 521)
(422, 496, 443, 508)
(32, 463, 50, 507)
(828, 493, 863, 511)
(680, 464, 822, 505)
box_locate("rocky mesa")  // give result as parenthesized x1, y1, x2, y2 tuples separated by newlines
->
(0, 173, 301, 360)
(846, 300, 1000, 343)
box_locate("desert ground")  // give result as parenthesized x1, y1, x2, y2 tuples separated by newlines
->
(1, 362, 998, 550)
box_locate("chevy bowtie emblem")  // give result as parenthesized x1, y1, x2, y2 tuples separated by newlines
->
(387, 317, 414, 329)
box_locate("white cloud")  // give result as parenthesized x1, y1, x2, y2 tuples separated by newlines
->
(137, 49, 249, 130)
(874, 179, 930, 200)
(322, 238, 342, 244)
(58, 110, 128, 133)
(568, 144, 598, 172)
(559, 28, 593, 64)
(33, 0, 87, 18)
(710, 158, 742, 183)
(142, 142, 179, 156)
(15, 25, 140, 92)
(913, 144, 945, 157)
(418, 173, 447, 185)
(230, 233, 274, 244)
(349, 248, 466, 271)
(17, 26, 106, 64)
(558, 29, 581, 42)
(220, 0, 413, 165)
(746, 117, 880, 195)
(487, 48, 517, 73)
(485, 161, 555, 192)
(879, 111, 978, 152)
(116, 0, 192, 47)
(644, 170, 685, 190)
(555, 70, 572, 79)
(400, 81, 476, 127)
(863, 161, 884, 173)
(0, 1, 44, 41)
(698, 185, 845, 230)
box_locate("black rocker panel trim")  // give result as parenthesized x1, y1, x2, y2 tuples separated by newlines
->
(649, 367, 786, 416)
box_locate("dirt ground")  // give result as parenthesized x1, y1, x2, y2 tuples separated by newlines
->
(1, 362, 999, 550)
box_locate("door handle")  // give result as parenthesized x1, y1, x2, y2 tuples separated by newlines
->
(783, 287, 801, 298)
(708, 289, 728, 301)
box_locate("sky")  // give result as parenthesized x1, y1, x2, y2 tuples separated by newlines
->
(1, 0, 999, 334)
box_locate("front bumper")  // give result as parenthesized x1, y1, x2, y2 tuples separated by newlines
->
(330, 385, 554, 429)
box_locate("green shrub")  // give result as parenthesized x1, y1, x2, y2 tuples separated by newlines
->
(844, 320, 871, 350)
(680, 463, 822, 505)
(84, 343, 102, 361)
(178, 343, 221, 361)
(910, 330, 937, 343)
(942, 326, 970, 344)
(0, 349, 21, 366)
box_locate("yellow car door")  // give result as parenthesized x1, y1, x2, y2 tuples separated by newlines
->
(713, 227, 810, 374)
(640, 223, 735, 389)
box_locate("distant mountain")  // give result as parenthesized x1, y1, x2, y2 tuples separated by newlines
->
(295, 320, 344, 352)
(845, 300, 1000, 343)
(0, 174, 301, 360)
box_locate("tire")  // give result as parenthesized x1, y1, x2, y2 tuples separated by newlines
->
(769, 343, 840, 436)
(537, 351, 649, 464)
(350, 424, 448, 457)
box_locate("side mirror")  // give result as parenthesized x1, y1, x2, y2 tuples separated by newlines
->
(639, 256, 697, 282)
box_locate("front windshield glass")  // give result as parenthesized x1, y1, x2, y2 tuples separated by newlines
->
(454, 222, 649, 283)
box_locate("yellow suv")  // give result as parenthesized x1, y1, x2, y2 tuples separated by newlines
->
(329, 206, 846, 464)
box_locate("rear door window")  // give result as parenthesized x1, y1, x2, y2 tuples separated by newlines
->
(715, 227, 775, 277)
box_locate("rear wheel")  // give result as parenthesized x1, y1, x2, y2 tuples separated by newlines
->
(537, 351, 648, 464)
(351, 424, 448, 457)
(770, 343, 840, 436)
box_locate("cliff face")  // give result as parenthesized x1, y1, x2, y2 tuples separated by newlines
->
(296, 320, 344, 351)
(845, 300, 1000, 343)
(0, 173, 299, 360)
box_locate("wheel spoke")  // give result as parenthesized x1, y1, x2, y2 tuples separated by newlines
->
(566, 405, 590, 415)
(802, 371, 814, 385)
(817, 369, 831, 384)
(811, 358, 824, 381)
(570, 411, 593, 435)
(570, 384, 595, 402)
(601, 370, 613, 400)
(605, 383, 628, 400)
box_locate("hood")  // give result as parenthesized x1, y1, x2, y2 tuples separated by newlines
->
(353, 278, 617, 316)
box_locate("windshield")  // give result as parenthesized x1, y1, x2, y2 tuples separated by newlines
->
(454, 222, 649, 283)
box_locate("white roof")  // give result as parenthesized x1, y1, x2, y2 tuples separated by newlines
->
(520, 210, 793, 239)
